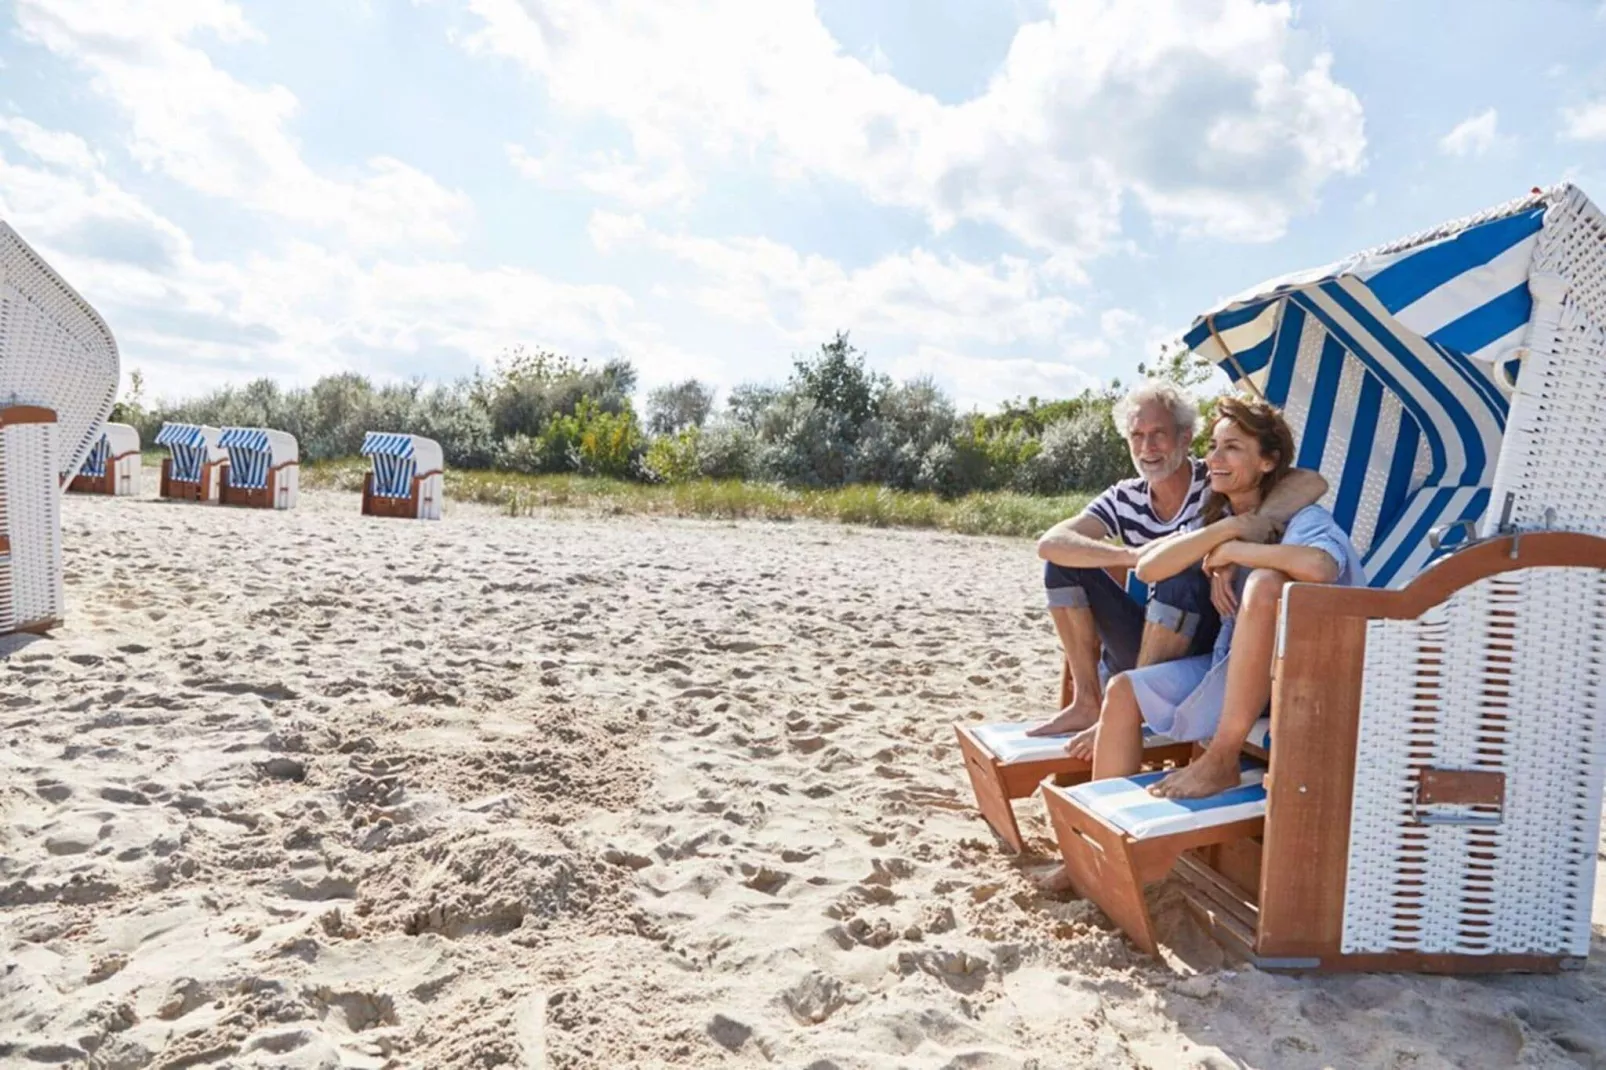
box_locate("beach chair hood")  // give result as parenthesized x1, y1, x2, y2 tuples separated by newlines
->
(1178, 185, 1600, 586)
(0, 223, 119, 485)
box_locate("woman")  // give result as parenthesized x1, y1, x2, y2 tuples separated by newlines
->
(1065, 395, 1366, 800)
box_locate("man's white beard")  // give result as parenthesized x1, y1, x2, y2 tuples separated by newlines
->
(1136, 451, 1186, 483)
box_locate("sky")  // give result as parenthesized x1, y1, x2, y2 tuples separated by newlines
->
(3, 0, 1605, 411)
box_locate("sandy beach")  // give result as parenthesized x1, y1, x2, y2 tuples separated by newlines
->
(5, 478, 1606, 1070)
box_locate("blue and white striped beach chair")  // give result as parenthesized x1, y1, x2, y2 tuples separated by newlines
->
(1042, 184, 1606, 972)
(68, 422, 140, 496)
(218, 427, 299, 510)
(155, 422, 226, 502)
(0, 222, 119, 634)
(360, 432, 443, 520)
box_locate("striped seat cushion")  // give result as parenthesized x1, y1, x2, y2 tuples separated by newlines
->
(1065, 761, 1267, 838)
(1245, 716, 1271, 753)
(971, 721, 1176, 765)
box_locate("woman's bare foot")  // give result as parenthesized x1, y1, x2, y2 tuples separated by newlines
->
(1064, 724, 1097, 760)
(1026, 694, 1100, 737)
(1034, 864, 1077, 894)
(1150, 750, 1240, 798)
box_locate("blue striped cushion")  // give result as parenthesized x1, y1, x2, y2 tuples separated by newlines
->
(1245, 716, 1271, 753)
(1066, 760, 1267, 838)
(972, 721, 1176, 765)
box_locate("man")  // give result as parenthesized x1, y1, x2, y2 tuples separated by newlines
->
(1027, 380, 1327, 739)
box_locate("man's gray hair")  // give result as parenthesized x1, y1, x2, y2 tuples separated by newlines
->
(1111, 379, 1200, 442)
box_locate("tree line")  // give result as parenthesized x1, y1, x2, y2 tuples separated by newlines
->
(114, 333, 1211, 497)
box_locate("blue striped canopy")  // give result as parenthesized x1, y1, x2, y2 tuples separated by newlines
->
(155, 422, 209, 448)
(1181, 189, 1552, 588)
(219, 427, 270, 451)
(361, 432, 415, 458)
(80, 433, 111, 478)
(220, 427, 272, 489)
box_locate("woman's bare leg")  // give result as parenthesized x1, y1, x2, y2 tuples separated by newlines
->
(1152, 569, 1290, 799)
(1037, 674, 1146, 893)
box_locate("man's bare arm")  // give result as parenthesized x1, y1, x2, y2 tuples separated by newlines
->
(1238, 467, 1328, 542)
(1037, 513, 1136, 569)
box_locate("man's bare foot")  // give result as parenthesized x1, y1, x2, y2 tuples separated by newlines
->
(1150, 751, 1240, 799)
(1064, 724, 1097, 761)
(1034, 864, 1077, 894)
(1026, 695, 1100, 737)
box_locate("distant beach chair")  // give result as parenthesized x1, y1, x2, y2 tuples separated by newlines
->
(0, 222, 119, 634)
(155, 423, 227, 502)
(360, 433, 443, 520)
(68, 422, 141, 496)
(1039, 183, 1606, 973)
(218, 427, 299, 510)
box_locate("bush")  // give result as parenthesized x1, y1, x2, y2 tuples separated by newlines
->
(694, 422, 758, 481)
(644, 427, 702, 483)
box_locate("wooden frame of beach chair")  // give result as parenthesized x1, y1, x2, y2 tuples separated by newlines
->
(1043, 533, 1606, 972)
(360, 433, 443, 520)
(0, 223, 119, 636)
(217, 427, 299, 510)
(956, 567, 1194, 853)
(156, 423, 226, 503)
(67, 422, 140, 496)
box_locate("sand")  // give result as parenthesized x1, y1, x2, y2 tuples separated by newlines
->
(4, 477, 1606, 1069)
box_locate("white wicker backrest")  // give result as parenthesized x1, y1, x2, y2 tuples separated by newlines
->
(0, 224, 119, 485)
(1483, 186, 1606, 538)
(1342, 565, 1606, 957)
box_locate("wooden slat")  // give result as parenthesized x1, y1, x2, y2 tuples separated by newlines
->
(0, 405, 56, 427)
(1255, 611, 1368, 959)
(1417, 768, 1505, 808)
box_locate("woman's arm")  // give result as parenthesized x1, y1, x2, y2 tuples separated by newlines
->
(1205, 539, 1339, 584)
(1134, 516, 1248, 584)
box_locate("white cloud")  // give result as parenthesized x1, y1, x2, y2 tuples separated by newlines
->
(506, 143, 696, 209)
(455, 0, 1365, 259)
(1561, 99, 1606, 142)
(889, 345, 1100, 411)
(0, 119, 704, 399)
(589, 210, 1080, 349)
(1439, 108, 1498, 157)
(15, 0, 471, 250)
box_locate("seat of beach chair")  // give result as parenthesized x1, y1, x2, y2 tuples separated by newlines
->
(1042, 758, 1270, 956)
(956, 722, 1194, 853)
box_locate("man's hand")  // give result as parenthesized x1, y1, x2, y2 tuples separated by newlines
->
(1231, 512, 1282, 544)
(1209, 564, 1239, 617)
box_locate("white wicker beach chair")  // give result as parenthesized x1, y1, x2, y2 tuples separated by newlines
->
(156, 422, 226, 502)
(360, 432, 443, 520)
(67, 422, 140, 497)
(1040, 184, 1606, 972)
(0, 223, 119, 634)
(218, 427, 299, 510)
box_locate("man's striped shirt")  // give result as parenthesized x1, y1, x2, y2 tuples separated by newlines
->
(1086, 458, 1210, 547)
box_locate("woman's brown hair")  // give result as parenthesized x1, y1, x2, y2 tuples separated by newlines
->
(1200, 395, 1297, 525)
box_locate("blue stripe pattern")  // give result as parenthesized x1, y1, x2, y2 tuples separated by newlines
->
(169, 445, 209, 483)
(81, 434, 110, 478)
(363, 433, 419, 498)
(155, 422, 207, 448)
(1181, 198, 1543, 589)
(220, 427, 276, 490)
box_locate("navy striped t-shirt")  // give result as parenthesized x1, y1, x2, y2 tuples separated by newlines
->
(1085, 458, 1210, 547)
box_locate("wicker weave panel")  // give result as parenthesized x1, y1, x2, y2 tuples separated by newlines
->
(1485, 188, 1606, 537)
(1342, 566, 1606, 956)
(0, 225, 119, 485)
(0, 421, 61, 631)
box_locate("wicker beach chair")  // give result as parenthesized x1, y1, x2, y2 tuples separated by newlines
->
(360, 432, 443, 520)
(0, 223, 119, 634)
(1041, 184, 1606, 973)
(68, 422, 141, 497)
(218, 427, 299, 510)
(156, 422, 226, 502)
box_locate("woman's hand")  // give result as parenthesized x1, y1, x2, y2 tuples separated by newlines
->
(1209, 564, 1239, 617)
(1203, 539, 1247, 572)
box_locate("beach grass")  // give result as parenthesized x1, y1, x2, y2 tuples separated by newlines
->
(297, 457, 1091, 538)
